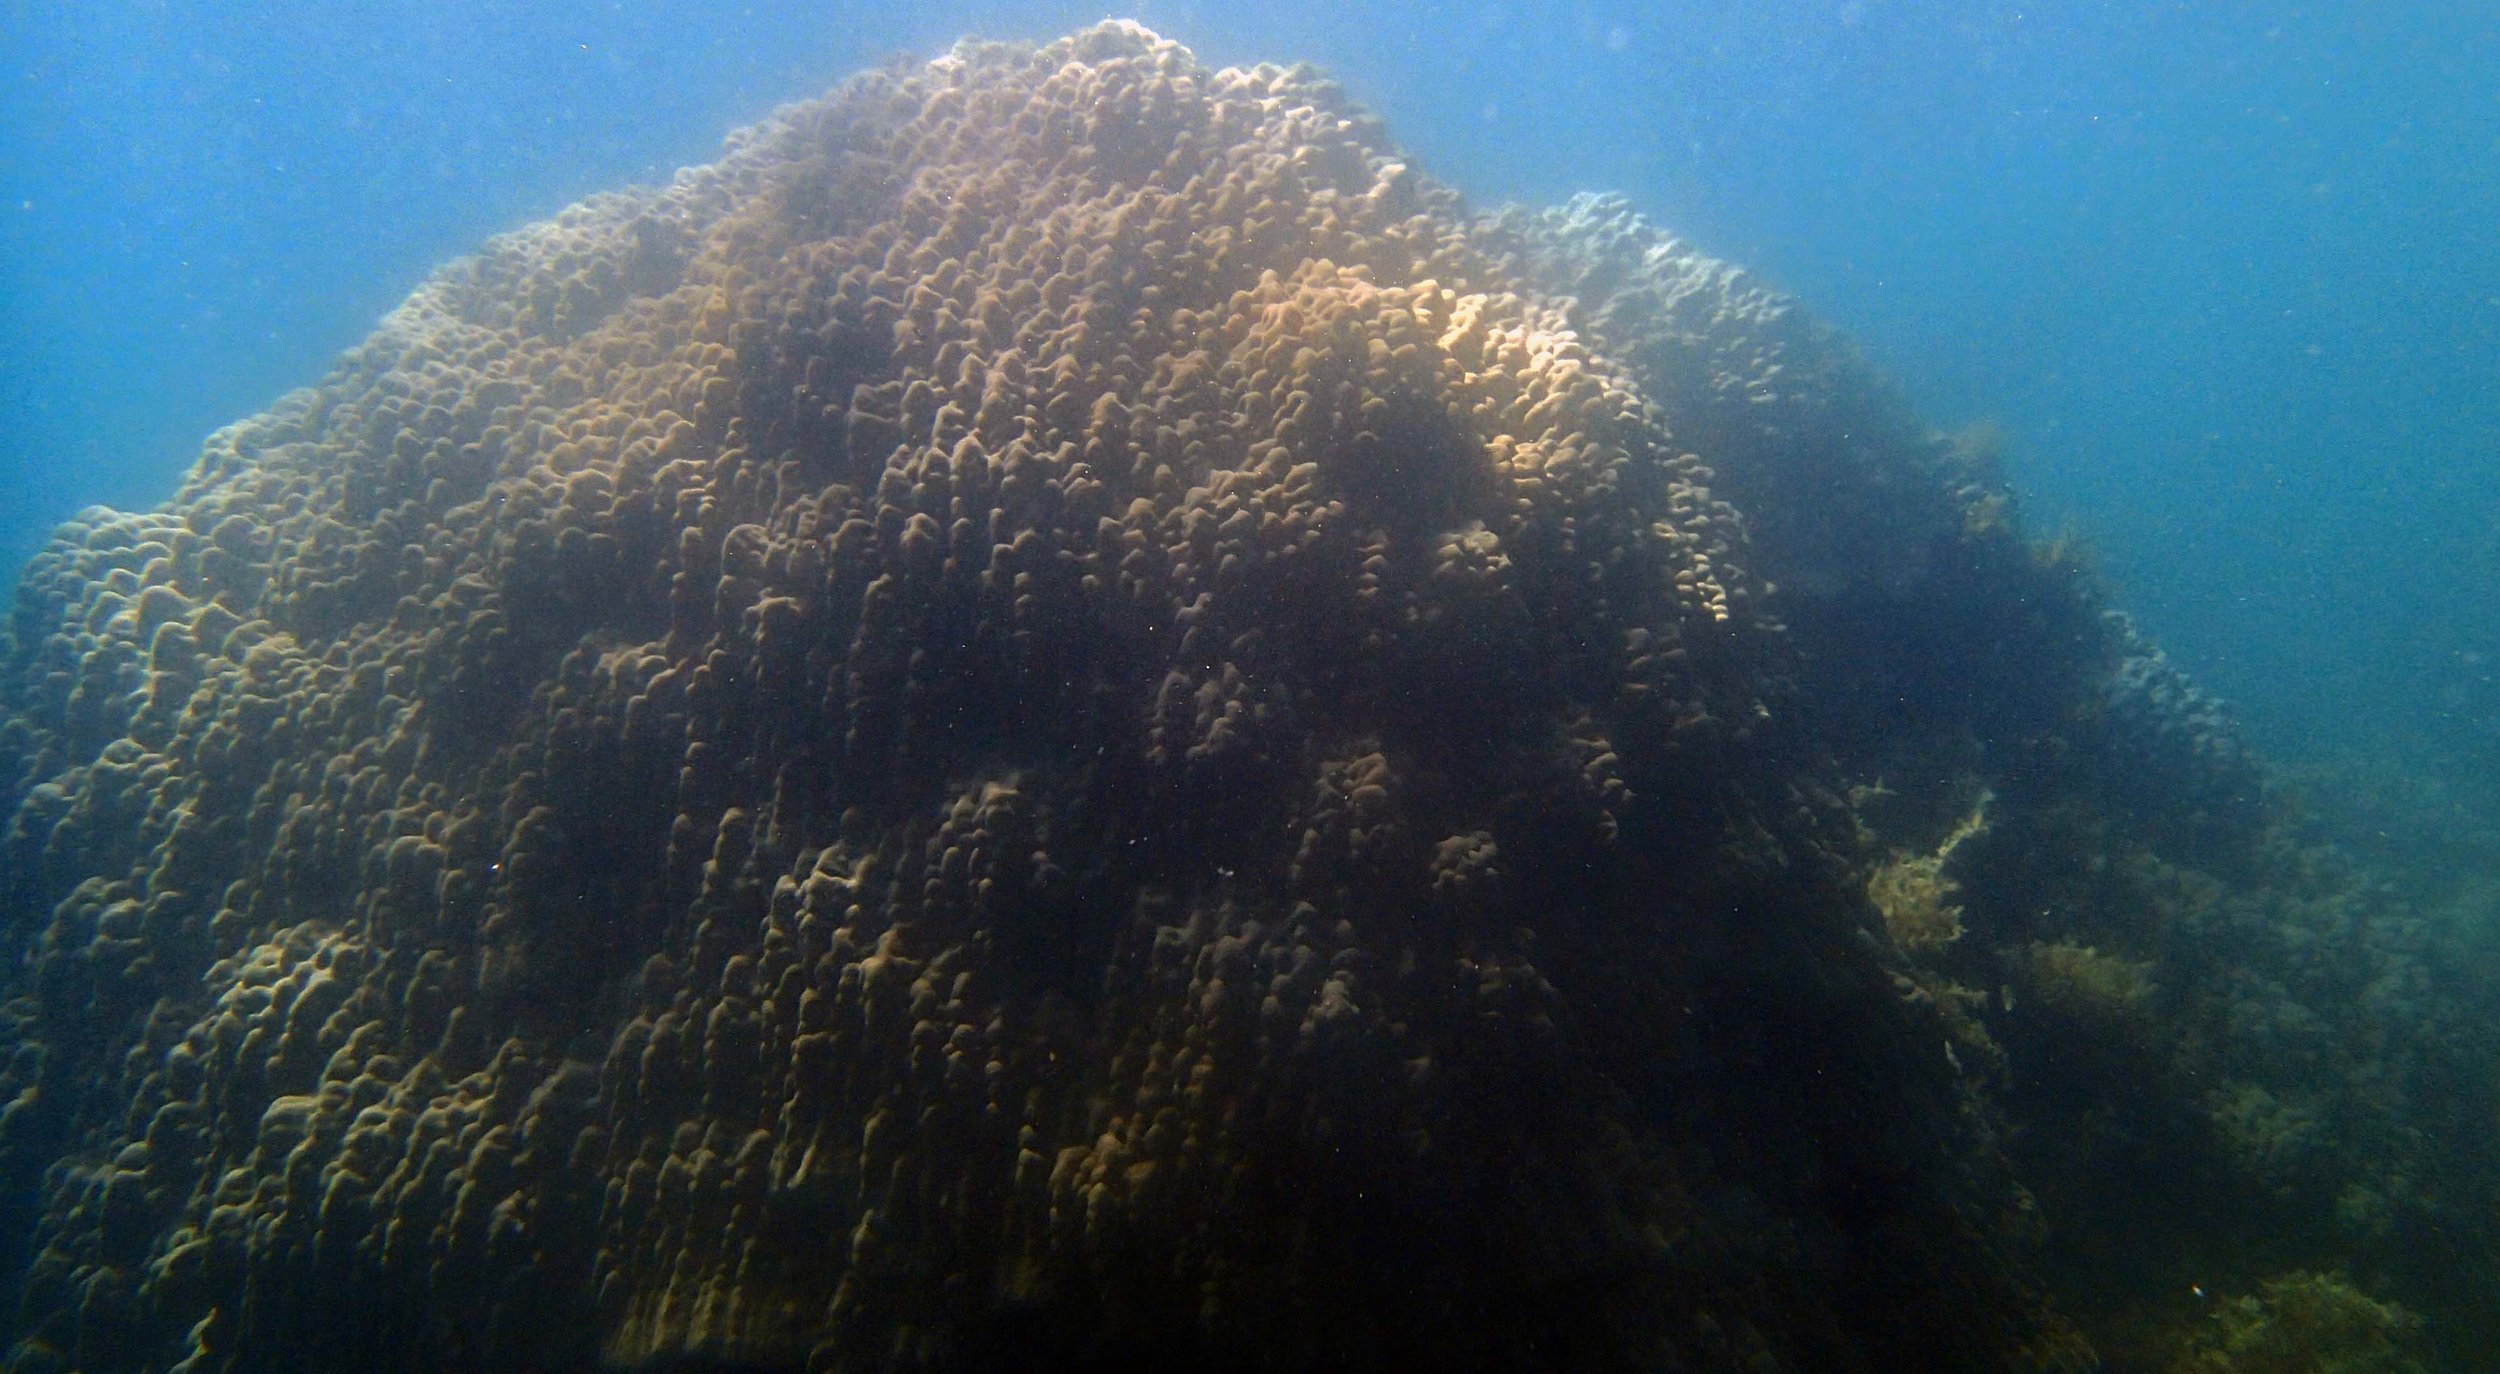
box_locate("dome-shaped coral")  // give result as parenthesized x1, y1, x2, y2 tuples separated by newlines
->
(28, 21, 2482, 1374)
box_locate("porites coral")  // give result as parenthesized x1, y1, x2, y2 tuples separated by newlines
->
(0, 24, 2074, 1374)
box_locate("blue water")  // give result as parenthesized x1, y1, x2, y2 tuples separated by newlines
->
(4, 1, 2495, 785)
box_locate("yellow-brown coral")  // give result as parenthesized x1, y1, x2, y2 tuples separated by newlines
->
(1869, 787, 1992, 953)
(0, 24, 2094, 1374)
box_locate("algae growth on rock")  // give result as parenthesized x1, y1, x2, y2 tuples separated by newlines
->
(1, 22, 2492, 1374)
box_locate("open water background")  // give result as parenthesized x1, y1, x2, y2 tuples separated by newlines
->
(3, 0, 2494, 801)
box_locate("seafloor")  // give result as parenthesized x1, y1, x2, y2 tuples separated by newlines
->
(0, 22, 2489, 1374)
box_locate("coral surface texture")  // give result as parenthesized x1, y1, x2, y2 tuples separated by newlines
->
(3, 23, 2489, 1374)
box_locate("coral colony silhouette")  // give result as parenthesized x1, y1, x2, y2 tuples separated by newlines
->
(1, 24, 2487, 1374)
